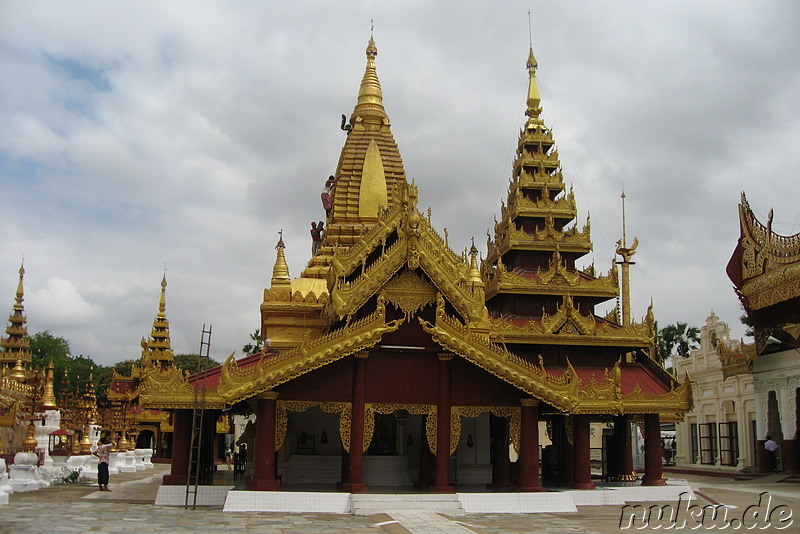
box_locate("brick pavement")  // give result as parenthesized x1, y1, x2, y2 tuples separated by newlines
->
(3, 466, 800, 533)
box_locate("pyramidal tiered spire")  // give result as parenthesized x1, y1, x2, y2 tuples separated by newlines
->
(1, 261, 32, 368)
(483, 44, 648, 351)
(140, 273, 174, 368)
(302, 36, 408, 279)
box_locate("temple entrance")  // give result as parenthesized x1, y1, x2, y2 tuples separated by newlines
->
(368, 413, 397, 455)
(136, 429, 155, 450)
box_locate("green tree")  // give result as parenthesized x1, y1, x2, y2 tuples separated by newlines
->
(29, 330, 71, 369)
(242, 329, 263, 356)
(174, 353, 221, 374)
(660, 322, 701, 359)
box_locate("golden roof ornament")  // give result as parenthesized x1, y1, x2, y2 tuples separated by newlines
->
(141, 273, 175, 368)
(23, 422, 37, 452)
(1, 261, 32, 366)
(80, 424, 93, 454)
(468, 239, 484, 286)
(10, 358, 26, 382)
(40, 359, 57, 409)
(270, 231, 292, 290)
(615, 190, 639, 326)
(352, 36, 387, 124)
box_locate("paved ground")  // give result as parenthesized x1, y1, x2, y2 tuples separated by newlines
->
(3, 466, 800, 533)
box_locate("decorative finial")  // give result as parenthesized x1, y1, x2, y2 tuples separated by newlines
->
(271, 231, 291, 289)
(621, 188, 627, 248)
(528, 11, 532, 48)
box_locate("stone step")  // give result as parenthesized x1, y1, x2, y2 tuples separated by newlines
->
(353, 493, 461, 502)
(350, 493, 465, 516)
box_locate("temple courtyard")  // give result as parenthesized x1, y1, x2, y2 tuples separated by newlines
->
(3, 465, 800, 533)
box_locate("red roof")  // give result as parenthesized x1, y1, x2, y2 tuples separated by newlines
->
(549, 364, 671, 396)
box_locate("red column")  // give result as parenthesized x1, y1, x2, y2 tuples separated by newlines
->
(432, 353, 455, 493)
(248, 392, 281, 491)
(489, 414, 512, 489)
(613, 415, 636, 482)
(163, 409, 191, 485)
(572, 414, 595, 489)
(343, 352, 369, 493)
(642, 413, 666, 486)
(155, 428, 163, 459)
(517, 399, 545, 491)
(415, 415, 433, 490)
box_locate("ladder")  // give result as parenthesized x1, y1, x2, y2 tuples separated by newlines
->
(185, 324, 212, 509)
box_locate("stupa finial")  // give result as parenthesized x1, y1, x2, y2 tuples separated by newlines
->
(352, 33, 386, 123)
(271, 231, 292, 289)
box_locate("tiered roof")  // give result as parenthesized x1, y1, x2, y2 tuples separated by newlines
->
(140, 274, 175, 368)
(0, 262, 31, 367)
(482, 48, 652, 353)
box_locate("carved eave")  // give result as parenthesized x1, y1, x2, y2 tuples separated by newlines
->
(488, 216, 592, 260)
(513, 151, 561, 175)
(139, 364, 226, 410)
(717, 340, 757, 379)
(729, 193, 800, 315)
(419, 302, 690, 417)
(516, 169, 565, 191)
(484, 260, 618, 301)
(107, 386, 140, 403)
(506, 187, 576, 221)
(488, 315, 651, 348)
(221, 295, 404, 405)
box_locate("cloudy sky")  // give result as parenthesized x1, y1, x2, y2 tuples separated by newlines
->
(2, 1, 798, 366)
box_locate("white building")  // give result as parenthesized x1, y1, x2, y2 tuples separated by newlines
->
(674, 312, 756, 471)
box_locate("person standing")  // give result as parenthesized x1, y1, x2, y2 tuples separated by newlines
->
(765, 435, 779, 473)
(94, 436, 114, 491)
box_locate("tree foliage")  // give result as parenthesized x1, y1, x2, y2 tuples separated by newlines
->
(242, 328, 263, 356)
(174, 353, 221, 373)
(659, 322, 701, 359)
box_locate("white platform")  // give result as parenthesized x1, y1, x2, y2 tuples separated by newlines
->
(155, 485, 236, 506)
(224, 490, 351, 513)
(220, 479, 694, 514)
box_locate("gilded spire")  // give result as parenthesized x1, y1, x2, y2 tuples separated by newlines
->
(352, 37, 387, 124)
(141, 273, 174, 368)
(1, 261, 31, 366)
(525, 46, 543, 128)
(468, 239, 483, 286)
(271, 231, 292, 290)
(158, 272, 167, 317)
(40, 359, 57, 409)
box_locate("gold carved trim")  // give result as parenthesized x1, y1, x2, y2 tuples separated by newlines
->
(717, 341, 757, 378)
(364, 403, 436, 454)
(452, 406, 521, 455)
(0, 400, 17, 427)
(383, 269, 438, 320)
(219, 296, 403, 404)
(276, 400, 352, 452)
(139, 363, 226, 410)
(421, 297, 692, 417)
